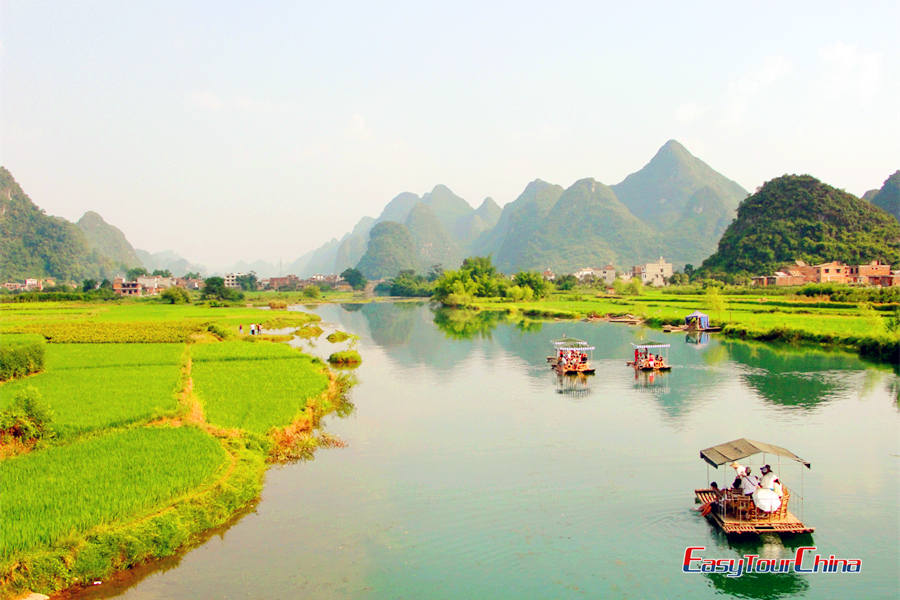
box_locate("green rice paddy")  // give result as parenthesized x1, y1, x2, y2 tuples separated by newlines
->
(0, 344, 185, 436)
(0, 426, 227, 558)
(192, 341, 329, 434)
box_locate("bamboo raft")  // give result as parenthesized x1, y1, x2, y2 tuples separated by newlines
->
(694, 488, 814, 535)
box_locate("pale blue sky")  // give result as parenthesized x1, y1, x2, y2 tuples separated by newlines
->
(2, 1, 898, 268)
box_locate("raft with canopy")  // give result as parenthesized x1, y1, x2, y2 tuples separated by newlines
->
(628, 341, 671, 371)
(548, 336, 596, 375)
(694, 438, 814, 536)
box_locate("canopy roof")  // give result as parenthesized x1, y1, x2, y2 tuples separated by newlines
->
(552, 337, 594, 350)
(700, 438, 811, 469)
(685, 311, 708, 318)
(631, 341, 670, 349)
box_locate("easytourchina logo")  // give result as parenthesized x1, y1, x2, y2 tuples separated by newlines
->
(682, 546, 861, 578)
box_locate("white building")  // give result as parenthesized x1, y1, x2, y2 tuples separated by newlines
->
(224, 273, 244, 289)
(632, 257, 673, 287)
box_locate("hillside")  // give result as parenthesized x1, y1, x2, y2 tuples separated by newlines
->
(291, 140, 750, 277)
(612, 140, 747, 229)
(0, 167, 119, 281)
(869, 170, 900, 222)
(701, 174, 900, 275)
(474, 179, 564, 270)
(356, 221, 420, 278)
(77, 211, 142, 268)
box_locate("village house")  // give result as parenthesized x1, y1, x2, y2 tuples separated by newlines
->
(136, 276, 175, 295)
(175, 277, 203, 290)
(3, 282, 23, 291)
(753, 260, 899, 287)
(267, 275, 301, 290)
(847, 261, 892, 285)
(112, 277, 143, 296)
(541, 268, 555, 281)
(632, 257, 673, 287)
(573, 267, 604, 282)
(224, 273, 244, 289)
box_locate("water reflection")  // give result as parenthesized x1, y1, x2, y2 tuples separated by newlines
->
(706, 572, 810, 599)
(554, 373, 593, 397)
(349, 304, 881, 418)
(723, 341, 871, 409)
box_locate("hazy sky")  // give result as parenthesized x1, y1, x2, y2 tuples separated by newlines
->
(2, 1, 898, 269)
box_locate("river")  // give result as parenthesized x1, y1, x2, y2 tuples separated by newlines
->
(64, 302, 899, 599)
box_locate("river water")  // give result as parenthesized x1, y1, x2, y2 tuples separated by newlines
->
(66, 303, 898, 599)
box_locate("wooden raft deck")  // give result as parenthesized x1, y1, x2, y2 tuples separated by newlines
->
(694, 489, 814, 536)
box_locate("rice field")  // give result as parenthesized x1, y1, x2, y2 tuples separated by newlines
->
(0, 344, 185, 436)
(192, 341, 329, 434)
(0, 426, 227, 558)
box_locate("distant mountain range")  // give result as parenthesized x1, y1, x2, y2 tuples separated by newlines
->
(3, 145, 897, 283)
(295, 140, 750, 277)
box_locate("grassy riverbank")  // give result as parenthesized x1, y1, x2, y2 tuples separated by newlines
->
(0, 301, 355, 598)
(467, 289, 899, 365)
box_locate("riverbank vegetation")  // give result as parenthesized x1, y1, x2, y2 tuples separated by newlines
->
(0, 301, 356, 599)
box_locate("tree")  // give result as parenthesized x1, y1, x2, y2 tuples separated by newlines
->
(684, 264, 695, 277)
(668, 272, 690, 286)
(99, 279, 112, 290)
(202, 276, 242, 300)
(183, 271, 201, 280)
(152, 269, 173, 277)
(555, 274, 577, 290)
(236, 272, 258, 291)
(512, 271, 550, 298)
(161, 286, 191, 304)
(82, 279, 98, 292)
(302, 285, 321, 299)
(625, 277, 643, 296)
(340, 268, 367, 291)
(127, 267, 148, 280)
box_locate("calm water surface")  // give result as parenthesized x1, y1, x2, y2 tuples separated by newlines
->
(68, 303, 899, 599)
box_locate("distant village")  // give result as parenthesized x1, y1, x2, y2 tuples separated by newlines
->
(3, 257, 898, 296)
(1, 272, 352, 297)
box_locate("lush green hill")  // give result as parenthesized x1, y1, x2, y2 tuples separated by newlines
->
(869, 170, 899, 222)
(334, 216, 376, 274)
(0, 167, 118, 282)
(497, 178, 661, 273)
(701, 174, 900, 275)
(454, 197, 501, 244)
(475, 179, 564, 270)
(405, 203, 462, 271)
(77, 211, 142, 269)
(356, 221, 420, 278)
(612, 140, 747, 230)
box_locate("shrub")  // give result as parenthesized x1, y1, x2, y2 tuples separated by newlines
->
(327, 350, 362, 365)
(0, 336, 45, 381)
(302, 285, 321, 299)
(0, 386, 55, 442)
(160, 286, 191, 304)
(268, 300, 288, 310)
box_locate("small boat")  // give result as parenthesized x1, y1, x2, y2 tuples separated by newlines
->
(694, 438, 814, 536)
(684, 310, 722, 332)
(550, 336, 596, 375)
(629, 341, 671, 371)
